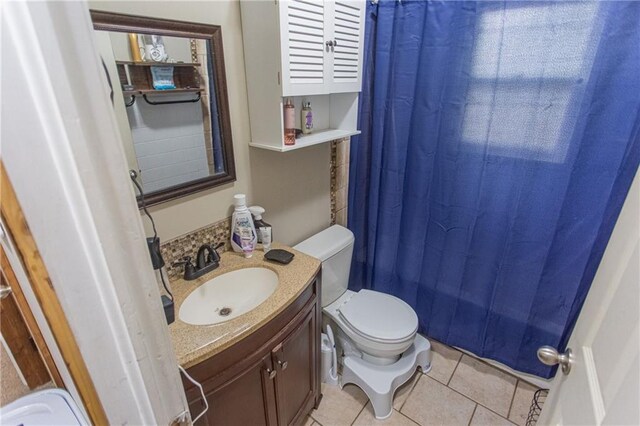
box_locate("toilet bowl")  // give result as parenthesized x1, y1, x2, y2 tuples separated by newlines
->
(323, 289, 418, 365)
(294, 225, 421, 366)
(295, 225, 431, 420)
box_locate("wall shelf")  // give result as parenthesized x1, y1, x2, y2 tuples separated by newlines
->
(115, 60, 201, 67)
(240, 1, 365, 153)
(250, 129, 361, 152)
(116, 61, 202, 107)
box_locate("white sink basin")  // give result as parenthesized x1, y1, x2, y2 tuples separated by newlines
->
(179, 267, 278, 326)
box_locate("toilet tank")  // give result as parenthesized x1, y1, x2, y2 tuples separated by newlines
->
(294, 225, 354, 307)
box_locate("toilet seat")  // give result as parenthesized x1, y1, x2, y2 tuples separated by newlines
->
(338, 290, 418, 344)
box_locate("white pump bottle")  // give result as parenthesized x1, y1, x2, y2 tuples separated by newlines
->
(230, 194, 257, 255)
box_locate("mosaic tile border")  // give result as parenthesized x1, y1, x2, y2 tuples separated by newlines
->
(330, 140, 338, 225)
(332, 137, 350, 227)
(161, 216, 232, 279)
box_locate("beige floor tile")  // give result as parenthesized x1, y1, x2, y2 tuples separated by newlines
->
(302, 415, 318, 426)
(354, 403, 419, 426)
(426, 339, 463, 385)
(470, 405, 515, 425)
(401, 376, 476, 426)
(449, 355, 517, 417)
(508, 381, 539, 426)
(311, 383, 368, 426)
(302, 415, 320, 426)
(393, 371, 422, 410)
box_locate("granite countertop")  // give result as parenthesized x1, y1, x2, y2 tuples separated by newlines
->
(168, 243, 321, 369)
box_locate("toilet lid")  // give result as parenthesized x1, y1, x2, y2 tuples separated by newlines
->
(338, 290, 418, 343)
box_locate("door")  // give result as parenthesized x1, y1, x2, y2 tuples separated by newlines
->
(279, 0, 328, 96)
(192, 350, 278, 426)
(273, 306, 317, 426)
(0, 261, 53, 390)
(537, 171, 639, 425)
(326, 0, 365, 93)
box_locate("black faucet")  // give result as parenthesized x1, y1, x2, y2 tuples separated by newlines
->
(173, 243, 224, 281)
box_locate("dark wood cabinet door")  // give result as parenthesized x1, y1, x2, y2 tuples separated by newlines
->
(191, 351, 278, 426)
(273, 305, 318, 426)
(183, 275, 321, 426)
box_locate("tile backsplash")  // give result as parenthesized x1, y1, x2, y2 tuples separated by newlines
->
(161, 216, 232, 279)
(331, 138, 350, 226)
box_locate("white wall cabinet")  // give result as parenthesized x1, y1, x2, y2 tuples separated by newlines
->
(241, 0, 365, 152)
(279, 0, 365, 96)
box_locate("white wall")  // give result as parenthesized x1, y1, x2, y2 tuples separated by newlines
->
(89, 1, 331, 246)
(127, 97, 210, 193)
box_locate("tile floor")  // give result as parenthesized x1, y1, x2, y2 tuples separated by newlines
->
(305, 338, 540, 426)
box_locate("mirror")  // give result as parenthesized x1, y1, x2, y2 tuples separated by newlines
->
(91, 11, 236, 206)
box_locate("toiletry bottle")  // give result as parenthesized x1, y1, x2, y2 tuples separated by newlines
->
(301, 101, 313, 134)
(240, 226, 254, 258)
(248, 206, 272, 244)
(230, 194, 257, 253)
(128, 33, 142, 62)
(259, 227, 272, 253)
(283, 98, 296, 145)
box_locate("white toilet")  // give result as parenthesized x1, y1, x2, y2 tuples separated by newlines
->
(295, 225, 432, 419)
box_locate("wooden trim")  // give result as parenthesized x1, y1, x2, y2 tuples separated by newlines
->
(0, 163, 109, 425)
(0, 245, 64, 387)
(90, 10, 237, 208)
(0, 272, 50, 388)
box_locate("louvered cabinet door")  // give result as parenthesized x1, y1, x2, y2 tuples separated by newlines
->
(327, 0, 365, 93)
(279, 0, 328, 96)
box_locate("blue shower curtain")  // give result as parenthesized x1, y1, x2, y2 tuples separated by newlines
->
(348, 0, 640, 377)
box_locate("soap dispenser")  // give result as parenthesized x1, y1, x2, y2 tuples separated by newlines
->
(249, 206, 272, 243)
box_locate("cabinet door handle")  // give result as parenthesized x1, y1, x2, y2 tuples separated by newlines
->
(265, 368, 277, 379)
(277, 359, 288, 370)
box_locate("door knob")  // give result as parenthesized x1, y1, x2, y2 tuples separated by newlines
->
(0, 285, 12, 299)
(537, 346, 573, 375)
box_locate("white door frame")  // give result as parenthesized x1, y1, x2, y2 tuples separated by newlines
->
(2, 1, 189, 424)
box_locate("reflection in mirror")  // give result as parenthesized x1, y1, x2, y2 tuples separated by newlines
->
(91, 11, 236, 206)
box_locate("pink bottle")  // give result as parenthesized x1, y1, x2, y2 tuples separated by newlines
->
(283, 98, 296, 145)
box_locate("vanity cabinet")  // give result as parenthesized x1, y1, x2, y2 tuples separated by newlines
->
(240, 0, 365, 152)
(182, 274, 321, 426)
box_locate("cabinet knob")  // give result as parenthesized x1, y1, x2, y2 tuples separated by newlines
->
(277, 359, 288, 370)
(326, 40, 334, 48)
(333, 39, 338, 47)
(266, 368, 277, 379)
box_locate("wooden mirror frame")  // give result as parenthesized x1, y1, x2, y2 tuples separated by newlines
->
(91, 10, 236, 207)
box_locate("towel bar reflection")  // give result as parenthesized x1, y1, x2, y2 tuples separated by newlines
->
(142, 92, 201, 106)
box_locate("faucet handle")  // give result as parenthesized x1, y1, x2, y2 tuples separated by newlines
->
(210, 242, 224, 263)
(172, 256, 193, 267)
(173, 256, 197, 280)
